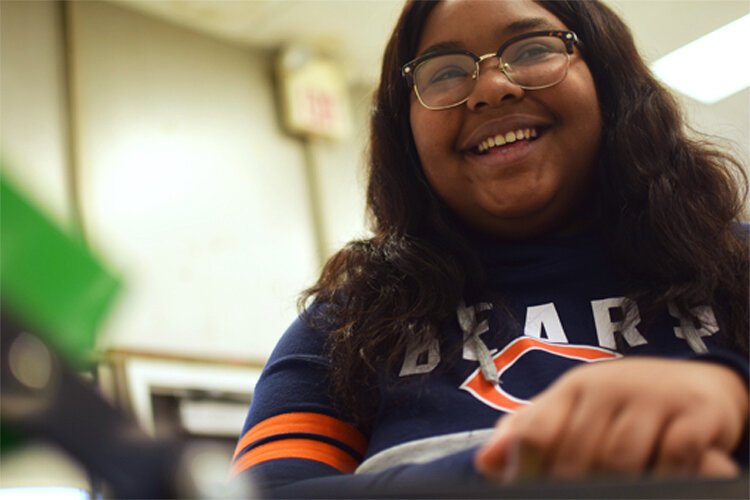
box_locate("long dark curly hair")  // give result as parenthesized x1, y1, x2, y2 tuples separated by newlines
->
(301, 0, 749, 427)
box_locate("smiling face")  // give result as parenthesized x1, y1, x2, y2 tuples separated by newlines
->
(409, 0, 602, 239)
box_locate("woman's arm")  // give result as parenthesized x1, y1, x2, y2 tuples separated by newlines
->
(231, 313, 492, 497)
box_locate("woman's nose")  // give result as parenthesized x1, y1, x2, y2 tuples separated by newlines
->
(465, 60, 525, 111)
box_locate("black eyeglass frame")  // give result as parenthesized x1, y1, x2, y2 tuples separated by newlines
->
(401, 30, 581, 109)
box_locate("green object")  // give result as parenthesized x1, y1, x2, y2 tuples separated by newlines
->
(0, 426, 26, 453)
(0, 171, 121, 366)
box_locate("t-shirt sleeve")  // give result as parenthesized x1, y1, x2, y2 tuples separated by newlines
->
(229, 312, 491, 497)
(230, 311, 364, 480)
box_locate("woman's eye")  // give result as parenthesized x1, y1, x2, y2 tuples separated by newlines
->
(428, 65, 469, 84)
(511, 44, 556, 63)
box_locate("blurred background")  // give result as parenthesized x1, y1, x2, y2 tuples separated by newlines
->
(1, 0, 748, 496)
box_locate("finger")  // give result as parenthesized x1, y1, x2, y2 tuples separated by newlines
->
(506, 385, 580, 480)
(594, 405, 666, 475)
(475, 414, 516, 479)
(696, 448, 739, 478)
(693, 363, 750, 452)
(475, 429, 528, 484)
(652, 413, 714, 477)
(475, 418, 547, 484)
(547, 389, 621, 479)
(476, 383, 578, 482)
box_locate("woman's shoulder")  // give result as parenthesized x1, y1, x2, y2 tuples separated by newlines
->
(266, 301, 336, 362)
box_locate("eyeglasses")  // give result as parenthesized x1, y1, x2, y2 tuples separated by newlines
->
(402, 30, 580, 110)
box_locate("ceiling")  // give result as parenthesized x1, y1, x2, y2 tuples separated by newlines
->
(113, 0, 405, 84)
(111, 0, 749, 157)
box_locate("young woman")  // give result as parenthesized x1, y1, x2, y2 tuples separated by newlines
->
(232, 0, 749, 496)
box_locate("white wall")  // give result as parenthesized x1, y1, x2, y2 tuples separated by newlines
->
(68, 1, 345, 361)
(1, 0, 370, 364)
(308, 83, 372, 256)
(0, 0, 73, 226)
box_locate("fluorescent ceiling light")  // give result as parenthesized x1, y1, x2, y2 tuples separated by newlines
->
(651, 13, 750, 104)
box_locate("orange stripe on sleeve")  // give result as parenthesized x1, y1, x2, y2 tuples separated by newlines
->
(233, 412, 367, 460)
(230, 438, 360, 477)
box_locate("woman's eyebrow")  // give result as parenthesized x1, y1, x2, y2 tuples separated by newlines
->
(418, 41, 465, 57)
(417, 17, 561, 57)
(503, 17, 559, 36)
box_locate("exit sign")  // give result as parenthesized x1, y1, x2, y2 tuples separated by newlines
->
(277, 48, 352, 140)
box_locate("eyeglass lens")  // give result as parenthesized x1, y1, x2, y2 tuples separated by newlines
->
(414, 35, 570, 109)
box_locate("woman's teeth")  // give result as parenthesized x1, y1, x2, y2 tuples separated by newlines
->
(476, 128, 538, 153)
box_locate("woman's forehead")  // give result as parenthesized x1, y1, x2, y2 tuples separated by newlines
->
(416, 0, 568, 55)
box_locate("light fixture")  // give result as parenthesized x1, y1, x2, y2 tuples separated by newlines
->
(651, 13, 750, 104)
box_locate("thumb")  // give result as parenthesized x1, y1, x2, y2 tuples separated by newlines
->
(474, 418, 517, 481)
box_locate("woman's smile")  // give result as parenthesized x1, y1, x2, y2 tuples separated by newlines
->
(474, 127, 539, 154)
(458, 114, 551, 169)
(465, 127, 542, 170)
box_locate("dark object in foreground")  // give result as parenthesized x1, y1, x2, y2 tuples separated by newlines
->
(1, 314, 252, 499)
(268, 473, 749, 499)
(382, 474, 749, 499)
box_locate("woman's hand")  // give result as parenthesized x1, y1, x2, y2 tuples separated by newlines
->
(474, 358, 748, 482)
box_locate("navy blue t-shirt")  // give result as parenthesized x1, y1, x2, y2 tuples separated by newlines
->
(231, 230, 749, 497)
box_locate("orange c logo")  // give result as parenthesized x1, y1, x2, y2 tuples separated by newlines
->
(460, 336, 620, 412)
